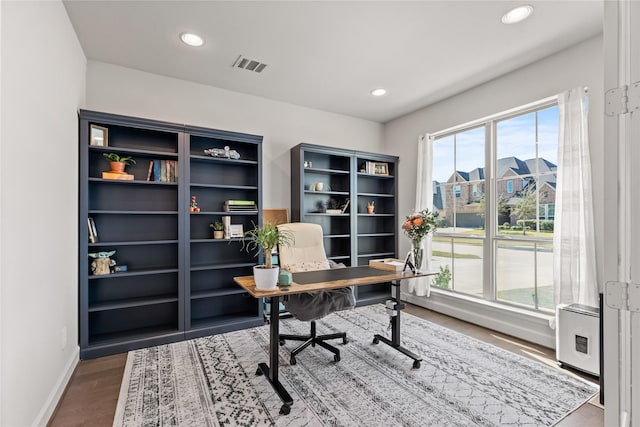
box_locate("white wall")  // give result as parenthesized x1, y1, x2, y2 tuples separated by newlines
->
(384, 35, 604, 347)
(0, 1, 86, 426)
(86, 62, 384, 210)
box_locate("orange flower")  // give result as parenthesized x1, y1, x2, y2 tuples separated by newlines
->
(413, 217, 423, 226)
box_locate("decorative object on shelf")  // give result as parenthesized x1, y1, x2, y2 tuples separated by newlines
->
(189, 196, 200, 212)
(204, 146, 240, 159)
(229, 224, 244, 238)
(88, 250, 116, 276)
(90, 124, 108, 147)
(241, 222, 294, 290)
(303, 161, 312, 168)
(222, 215, 231, 239)
(112, 265, 128, 273)
(210, 222, 224, 239)
(373, 162, 389, 176)
(367, 201, 375, 214)
(340, 199, 350, 214)
(102, 153, 135, 180)
(313, 182, 324, 191)
(402, 209, 438, 274)
(263, 208, 289, 226)
(87, 217, 98, 243)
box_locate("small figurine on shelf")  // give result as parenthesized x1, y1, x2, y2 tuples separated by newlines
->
(190, 195, 201, 212)
(88, 250, 116, 276)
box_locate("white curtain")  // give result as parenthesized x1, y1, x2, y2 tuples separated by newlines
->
(406, 134, 434, 296)
(553, 86, 598, 309)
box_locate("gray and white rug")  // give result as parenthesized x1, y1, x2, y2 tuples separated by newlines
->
(113, 305, 597, 427)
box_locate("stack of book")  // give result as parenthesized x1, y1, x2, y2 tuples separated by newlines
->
(146, 160, 178, 182)
(224, 200, 257, 212)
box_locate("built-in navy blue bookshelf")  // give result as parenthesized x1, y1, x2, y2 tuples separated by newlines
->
(79, 110, 264, 359)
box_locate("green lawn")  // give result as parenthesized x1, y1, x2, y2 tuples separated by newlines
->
(497, 285, 554, 311)
(432, 250, 480, 259)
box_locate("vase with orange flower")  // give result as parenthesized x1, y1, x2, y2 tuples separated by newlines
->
(401, 209, 438, 273)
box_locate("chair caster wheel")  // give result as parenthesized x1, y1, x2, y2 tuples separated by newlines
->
(290, 356, 297, 365)
(342, 337, 348, 345)
(334, 354, 341, 362)
(280, 404, 291, 415)
(413, 360, 421, 369)
(279, 339, 285, 346)
(372, 337, 379, 344)
(255, 368, 263, 376)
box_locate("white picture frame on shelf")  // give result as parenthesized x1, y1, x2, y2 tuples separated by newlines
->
(230, 224, 244, 238)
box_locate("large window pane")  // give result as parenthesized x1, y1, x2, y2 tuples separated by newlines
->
(432, 236, 483, 297)
(496, 240, 553, 311)
(428, 99, 559, 314)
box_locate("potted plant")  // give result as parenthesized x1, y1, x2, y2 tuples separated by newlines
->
(242, 222, 294, 290)
(103, 153, 136, 174)
(367, 201, 375, 214)
(210, 221, 224, 239)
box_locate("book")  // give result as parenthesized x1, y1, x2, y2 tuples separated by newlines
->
(146, 160, 154, 181)
(102, 171, 134, 180)
(340, 199, 350, 214)
(225, 200, 256, 205)
(153, 160, 161, 181)
(160, 160, 167, 182)
(87, 217, 98, 243)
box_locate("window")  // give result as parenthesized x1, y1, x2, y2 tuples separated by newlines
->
(430, 99, 559, 312)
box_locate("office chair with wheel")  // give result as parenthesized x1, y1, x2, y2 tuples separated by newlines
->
(277, 222, 355, 365)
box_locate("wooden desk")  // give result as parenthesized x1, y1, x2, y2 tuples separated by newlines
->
(234, 266, 435, 415)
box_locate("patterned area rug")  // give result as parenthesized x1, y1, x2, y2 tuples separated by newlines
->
(113, 305, 597, 427)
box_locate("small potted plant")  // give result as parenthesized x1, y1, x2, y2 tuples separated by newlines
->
(367, 201, 375, 214)
(103, 153, 136, 174)
(210, 222, 224, 239)
(242, 222, 294, 290)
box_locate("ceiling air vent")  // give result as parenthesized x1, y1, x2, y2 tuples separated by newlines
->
(232, 55, 267, 73)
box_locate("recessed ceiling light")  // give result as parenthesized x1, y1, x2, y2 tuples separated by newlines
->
(501, 5, 534, 24)
(370, 88, 387, 97)
(180, 32, 204, 47)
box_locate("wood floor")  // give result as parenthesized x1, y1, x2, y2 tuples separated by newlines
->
(48, 304, 603, 426)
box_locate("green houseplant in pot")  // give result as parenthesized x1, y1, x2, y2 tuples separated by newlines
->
(103, 153, 136, 174)
(210, 221, 224, 239)
(242, 222, 294, 290)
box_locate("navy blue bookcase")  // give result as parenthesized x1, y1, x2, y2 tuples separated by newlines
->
(79, 110, 264, 359)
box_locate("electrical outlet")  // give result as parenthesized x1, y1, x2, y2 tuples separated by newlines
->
(61, 326, 67, 350)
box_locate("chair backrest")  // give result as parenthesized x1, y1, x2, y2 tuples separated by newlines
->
(277, 223, 330, 272)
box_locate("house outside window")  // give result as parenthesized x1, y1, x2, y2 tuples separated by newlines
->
(430, 99, 559, 313)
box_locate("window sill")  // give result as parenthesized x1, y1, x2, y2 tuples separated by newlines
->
(401, 286, 556, 348)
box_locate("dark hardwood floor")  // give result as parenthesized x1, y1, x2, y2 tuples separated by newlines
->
(48, 304, 603, 426)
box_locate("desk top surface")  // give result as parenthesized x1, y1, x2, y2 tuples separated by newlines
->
(233, 266, 436, 298)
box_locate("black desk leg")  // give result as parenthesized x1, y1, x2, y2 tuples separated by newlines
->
(255, 296, 293, 415)
(372, 280, 423, 369)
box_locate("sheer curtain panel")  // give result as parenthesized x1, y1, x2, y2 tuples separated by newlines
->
(553, 86, 598, 309)
(405, 134, 434, 296)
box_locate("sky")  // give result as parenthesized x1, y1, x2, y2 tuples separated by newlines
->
(432, 105, 559, 183)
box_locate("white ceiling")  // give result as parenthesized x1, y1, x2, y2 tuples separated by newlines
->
(63, 1, 603, 123)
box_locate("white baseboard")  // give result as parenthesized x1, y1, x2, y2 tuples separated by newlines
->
(32, 347, 79, 427)
(401, 288, 556, 349)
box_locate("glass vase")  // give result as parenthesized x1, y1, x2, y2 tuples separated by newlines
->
(411, 239, 424, 274)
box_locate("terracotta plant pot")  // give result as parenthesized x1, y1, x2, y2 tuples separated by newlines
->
(110, 162, 126, 173)
(367, 205, 375, 214)
(213, 230, 224, 239)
